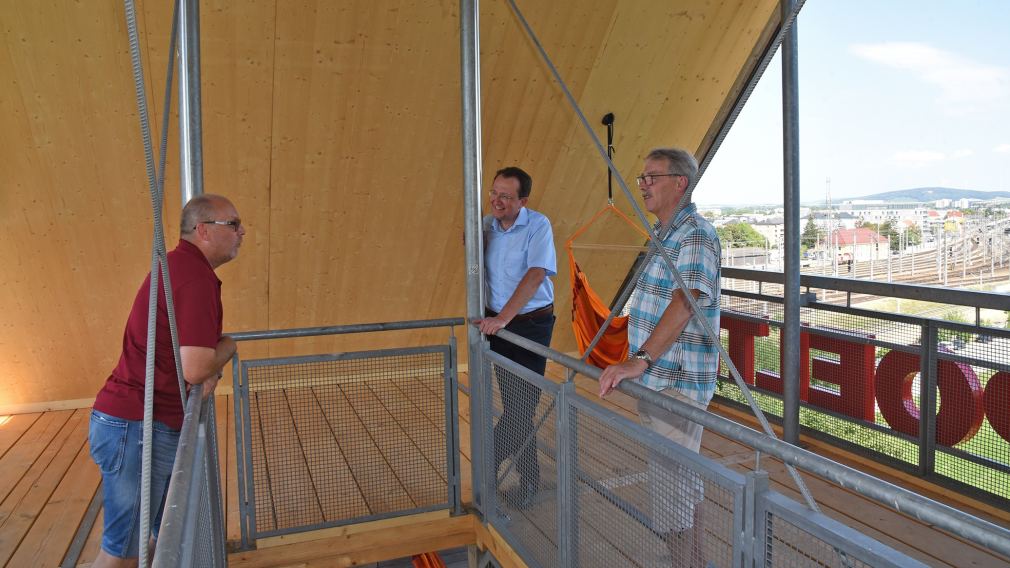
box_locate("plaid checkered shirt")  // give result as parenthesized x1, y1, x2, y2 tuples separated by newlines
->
(627, 203, 722, 405)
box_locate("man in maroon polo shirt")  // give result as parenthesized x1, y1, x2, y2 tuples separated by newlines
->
(90, 194, 244, 567)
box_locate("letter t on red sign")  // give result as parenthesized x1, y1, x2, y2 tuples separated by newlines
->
(720, 314, 770, 385)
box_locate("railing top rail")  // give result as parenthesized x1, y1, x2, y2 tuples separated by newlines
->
(722, 289, 1010, 339)
(723, 267, 1009, 311)
(153, 382, 206, 567)
(488, 326, 1010, 558)
(228, 317, 466, 342)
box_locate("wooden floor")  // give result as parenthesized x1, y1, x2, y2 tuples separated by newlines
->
(0, 395, 241, 567)
(1, 364, 1007, 567)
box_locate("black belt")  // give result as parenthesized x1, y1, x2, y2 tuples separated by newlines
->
(486, 303, 553, 323)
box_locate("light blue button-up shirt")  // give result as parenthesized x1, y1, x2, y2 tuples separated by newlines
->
(483, 207, 557, 314)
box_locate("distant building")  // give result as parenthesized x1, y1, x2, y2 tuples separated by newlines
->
(721, 246, 771, 268)
(839, 200, 931, 227)
(752, 216, 784, 248)
(768, 206, 811, 218)
(826, 227, 890, 262)
(811, 211, 858, 231)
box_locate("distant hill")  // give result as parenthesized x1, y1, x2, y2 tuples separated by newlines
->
(852, 187, 1010, 202)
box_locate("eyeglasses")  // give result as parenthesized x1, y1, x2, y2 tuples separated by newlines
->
(488, 190, 518, 202)
(636, 173, 684, 187)
(200, 219, 242, 231)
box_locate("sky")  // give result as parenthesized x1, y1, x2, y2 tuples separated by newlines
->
(694, 1, 1010, 206)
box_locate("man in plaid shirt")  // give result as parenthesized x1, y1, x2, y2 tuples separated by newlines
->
(599, 147, 721, 567)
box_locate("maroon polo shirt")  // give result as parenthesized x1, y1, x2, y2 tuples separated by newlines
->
(94, 240, 223, 430)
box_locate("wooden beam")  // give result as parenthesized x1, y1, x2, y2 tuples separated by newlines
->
(0, 399, 96, 416)
(227, 511, 474, 568)
(473, 520, 527, 568)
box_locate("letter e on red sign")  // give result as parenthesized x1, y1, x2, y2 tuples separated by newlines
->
(807, 334, 876, 421)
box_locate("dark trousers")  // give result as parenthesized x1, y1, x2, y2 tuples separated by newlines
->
(488, 312, 555, 487)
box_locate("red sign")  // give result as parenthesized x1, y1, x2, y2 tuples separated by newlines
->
(720, 313, 1003, 447)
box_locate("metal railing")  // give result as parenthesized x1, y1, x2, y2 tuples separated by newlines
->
(718, 267, 1010, 507)
(229, 318, 464, 549)
(153, 382, 227, 567)
(474, 327, 1010, 567)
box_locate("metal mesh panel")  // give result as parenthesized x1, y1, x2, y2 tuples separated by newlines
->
(801, 308, 921, 349)
(192, 455, 216, 567)
(489, 361, 559, 568)
(572, 404, 735, 568)
(476, 339, 1010, 568)
(154, 400, 227, 567)
(933, 323, 1010, 501)
(721, 297, 925, 469)
(719, 273, 1010, 507)
(487, 358, 737, 567)
(245, 350, 449, 536)
(763, 510, 875, 568)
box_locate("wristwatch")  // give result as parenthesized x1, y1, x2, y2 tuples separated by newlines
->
(630, 348, 653, 368)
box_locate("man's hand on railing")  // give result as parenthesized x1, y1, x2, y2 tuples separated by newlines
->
(475, 315, 509, 336)
(201, 372, 222, 400)
(598, 359, 648, 397)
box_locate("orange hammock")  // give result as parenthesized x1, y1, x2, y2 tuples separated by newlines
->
(567, 204, 650, 369)
(412, 551, 446, 568)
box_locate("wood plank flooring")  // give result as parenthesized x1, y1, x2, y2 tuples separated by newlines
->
(0, 362, 1006, 567)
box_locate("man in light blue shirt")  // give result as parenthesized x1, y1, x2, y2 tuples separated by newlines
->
(475, 166, 557, 510)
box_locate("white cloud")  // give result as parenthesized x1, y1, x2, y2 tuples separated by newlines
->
(890, 150, 945, 167)
(994, 143, 1010, 154)
(849, 42, 1010, 110)
(952, 148, 974, 158)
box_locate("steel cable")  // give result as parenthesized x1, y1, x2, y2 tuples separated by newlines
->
(122, 0, 183, 565)
(503, 0, 823, 517)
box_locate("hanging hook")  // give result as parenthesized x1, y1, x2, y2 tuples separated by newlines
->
(601, 113, 615, 203)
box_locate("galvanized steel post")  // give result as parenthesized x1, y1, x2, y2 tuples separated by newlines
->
(446, 331, 464, 515)
(178, 0, 204, 202)
(919, 322, 939, 476)
(781, 0, 802, 445)
(460, 0, 488, 516)
(556, 381, 579, 567)
(745, 470, 770, 566)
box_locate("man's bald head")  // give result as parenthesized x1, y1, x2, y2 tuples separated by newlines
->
(180, 194, 245, 268)
(181, 194, 233, 236)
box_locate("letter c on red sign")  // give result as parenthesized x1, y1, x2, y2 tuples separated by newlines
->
(874, 350, 920, 438)
(875, 349, 984, 446)
(984, 371, 1010, 443)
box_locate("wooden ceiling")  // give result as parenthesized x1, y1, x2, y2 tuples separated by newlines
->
(0, 0, 779, 407)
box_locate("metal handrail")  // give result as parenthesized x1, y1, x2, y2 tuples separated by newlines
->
(490, 327, 1010, 559)
(724, 266, 1010, 310)
(229, 317, 465, 342)
(153, 382, 225, 567)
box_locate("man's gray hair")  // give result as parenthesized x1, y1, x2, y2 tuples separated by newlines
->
(180, 194, 227, 235)
(645, 147, 699, 187)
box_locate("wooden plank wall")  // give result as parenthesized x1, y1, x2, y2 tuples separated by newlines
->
(0, 0, 779, 407)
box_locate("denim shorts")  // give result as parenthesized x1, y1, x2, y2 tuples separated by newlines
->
(89, 409, 180, 559)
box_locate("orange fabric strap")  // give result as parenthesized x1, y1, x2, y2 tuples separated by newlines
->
(566, 204, 649, 369)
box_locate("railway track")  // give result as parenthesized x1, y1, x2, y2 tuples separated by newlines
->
(801, 244, 1010, 306)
